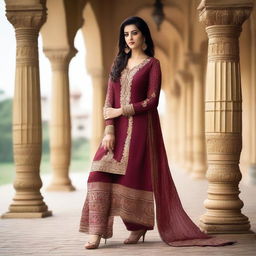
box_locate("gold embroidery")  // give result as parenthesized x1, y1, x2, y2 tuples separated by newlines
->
(141, 92, 156, 108)
(122, 104, 135, 116)
(91, 58, 151, 175)
(103, 80, 115, 134)
(104, 80, 112, 108)
(79, 182, 154, 239)
(142, 98, 149, 107)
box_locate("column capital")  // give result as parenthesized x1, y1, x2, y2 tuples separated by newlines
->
(43, 48, 77, 71)
(198, 0, 253, 26)
(5, 0, 47, 30)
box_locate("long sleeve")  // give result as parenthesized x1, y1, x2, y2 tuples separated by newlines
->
(122, 59, 161, 116)
(103, 78, 115, 135)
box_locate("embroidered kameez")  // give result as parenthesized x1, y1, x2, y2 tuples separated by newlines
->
(79, 57, 235, 247)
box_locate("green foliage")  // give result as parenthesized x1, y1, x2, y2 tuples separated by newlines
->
(72, 137, 90, 159)
(0, 99, 13, 162)
(42, 121, 50, 156)
(0, 98, 91, 185)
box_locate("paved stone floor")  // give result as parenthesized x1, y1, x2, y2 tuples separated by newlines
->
(0, 165, 256, 256)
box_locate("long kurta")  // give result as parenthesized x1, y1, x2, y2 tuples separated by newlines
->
(79, 57, 235, 247)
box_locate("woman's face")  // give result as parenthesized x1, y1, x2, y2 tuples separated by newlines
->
(124, 24, 144, 51)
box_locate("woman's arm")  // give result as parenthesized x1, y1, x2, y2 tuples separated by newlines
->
(103, 78, 115, 135)
(122, 59, 161, 116)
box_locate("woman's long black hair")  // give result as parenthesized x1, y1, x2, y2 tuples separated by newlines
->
(110, 16, 155, 82)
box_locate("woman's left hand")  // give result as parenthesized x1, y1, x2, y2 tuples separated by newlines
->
(103, 107, 122, 119)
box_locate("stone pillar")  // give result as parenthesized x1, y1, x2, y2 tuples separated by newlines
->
(171, 80, 182, 165)
(44, 48, 76, 191)
(89, 69, 105, 158)
(171, 82, 181, 164)
(176, 70, 192, 170)
(248, 9, 256, 184)
(177, 72, 187, 169)
(185, 74, 193, 172)
(163, 88, 173, 159)
(2, 1, 51, 218)
(188, 53, 207, 179)
(198, 1, 253, 233)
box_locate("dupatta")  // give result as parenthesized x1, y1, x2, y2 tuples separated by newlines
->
(148, 110, 235, 247)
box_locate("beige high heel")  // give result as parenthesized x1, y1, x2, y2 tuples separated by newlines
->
(84, 235, 107, 249)
(123, 230, 147, 244)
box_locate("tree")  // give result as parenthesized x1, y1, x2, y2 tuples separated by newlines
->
(0, 99, 13, 162)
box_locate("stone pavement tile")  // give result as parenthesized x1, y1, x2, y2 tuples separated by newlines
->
(0, 168, 256, 256)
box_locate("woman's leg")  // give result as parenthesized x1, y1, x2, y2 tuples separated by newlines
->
(122, 219, 153, 244)
(123, 219, 153, 231)
(80, 171, 114, 239)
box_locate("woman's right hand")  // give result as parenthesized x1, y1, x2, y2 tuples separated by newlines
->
(102, 134, 115, 151)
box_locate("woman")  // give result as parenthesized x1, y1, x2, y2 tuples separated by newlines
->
(79, 16, 235, 249)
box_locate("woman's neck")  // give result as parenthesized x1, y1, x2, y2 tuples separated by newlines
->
(130, 49, 147, 60)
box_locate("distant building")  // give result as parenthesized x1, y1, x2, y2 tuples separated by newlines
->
(41, 91, 91, 139)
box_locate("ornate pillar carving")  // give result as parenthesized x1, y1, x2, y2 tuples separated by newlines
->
(44, 48, 76, 191)
(2, 1, 51, 218)
(89, 68, 106, 158)
(198, 1, 253, 233)
(188, 53, 207, 179)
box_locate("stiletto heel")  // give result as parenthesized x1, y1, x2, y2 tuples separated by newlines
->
(124, 230, 147, 244)
(84, 235, 102, 249)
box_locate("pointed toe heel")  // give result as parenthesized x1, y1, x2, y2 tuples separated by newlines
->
(84, 235, 102, 250)
(124, 230, 147, 244)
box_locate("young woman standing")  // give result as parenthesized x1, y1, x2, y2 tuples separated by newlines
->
(79, 16, 235, 249)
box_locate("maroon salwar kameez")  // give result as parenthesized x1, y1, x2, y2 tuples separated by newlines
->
(79, 57, 235, 247)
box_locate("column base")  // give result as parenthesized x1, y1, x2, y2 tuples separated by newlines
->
(47, 183, 76, 191)
(1, 210, 52, 218)
(199, 214, 251, 234)
(247, 164, 256, 185)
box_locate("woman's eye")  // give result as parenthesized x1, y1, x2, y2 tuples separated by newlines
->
(132, 31, 137, 35)
(124, 34, 128, 37)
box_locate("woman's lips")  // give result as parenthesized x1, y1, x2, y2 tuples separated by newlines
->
(129, 42, 135, 45)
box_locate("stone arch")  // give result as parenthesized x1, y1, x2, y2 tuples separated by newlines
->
(80, 2, 106, 156)
(81, 2, 103, 74)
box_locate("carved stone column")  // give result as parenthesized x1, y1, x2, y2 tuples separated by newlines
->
(176, 70, 192, 170)
(188, 53, 207, 179)
(176, 72, 187, 169)
(185, 74, 193, 172)
(198, 1, 253, 233)
(171, 82, 181, 163)
(2, 1, 51, 218)
(44, 48, 76, 191)
(89, 69, 105, 158)
(162, 88, 173, 159)
(248, 9, 256, 184)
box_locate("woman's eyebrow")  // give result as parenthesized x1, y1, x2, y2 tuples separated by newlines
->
(124, 29, 138, 34)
